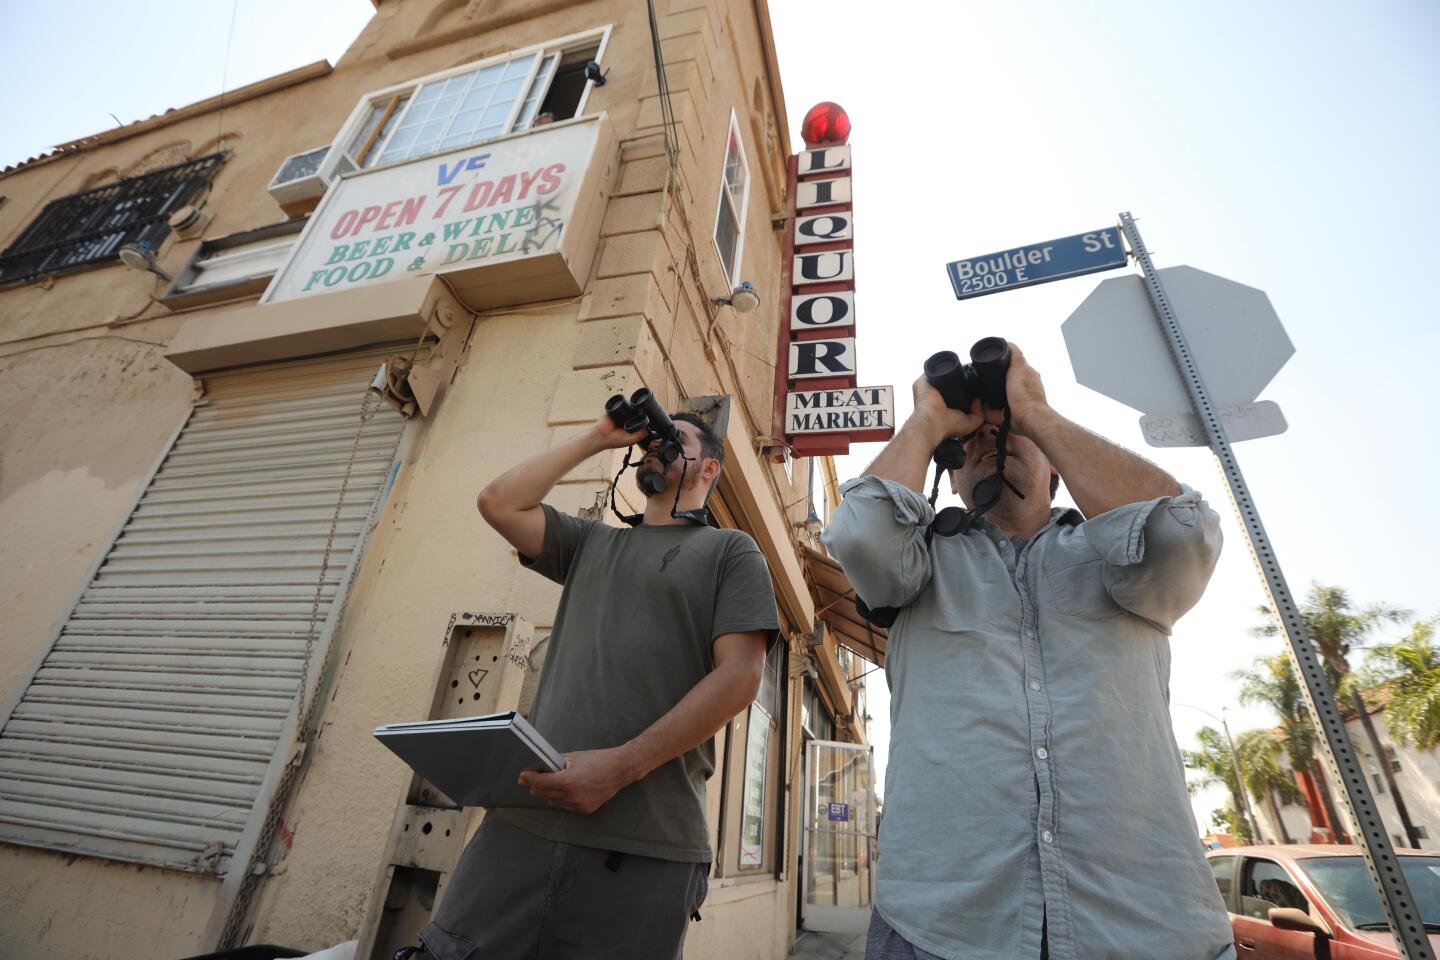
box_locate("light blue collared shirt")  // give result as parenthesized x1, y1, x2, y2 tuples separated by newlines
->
(823, 477, 1235, 960)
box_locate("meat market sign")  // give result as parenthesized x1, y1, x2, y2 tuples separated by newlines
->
(774, 103, 895, 458)
(787, 386, 893, 432)
(263, 115, 614, 307)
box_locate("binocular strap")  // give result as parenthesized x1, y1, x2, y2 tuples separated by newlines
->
(924, 407, 1027, 536)
(608, 445, 714, 528)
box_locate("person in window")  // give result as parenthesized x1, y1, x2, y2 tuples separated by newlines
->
(823, 343, 1234, 960)
(414, 408, 779, 960)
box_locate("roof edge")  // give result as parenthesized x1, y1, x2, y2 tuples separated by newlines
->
(3, 60, 333, 178)
(751, 0, 792, 160)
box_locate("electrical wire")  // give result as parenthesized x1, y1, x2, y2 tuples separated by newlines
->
(215, 0, 240, 148)
(645, 0, 680, 175)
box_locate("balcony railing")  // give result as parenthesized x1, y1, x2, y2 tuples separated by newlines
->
(0, 153, 225, 287)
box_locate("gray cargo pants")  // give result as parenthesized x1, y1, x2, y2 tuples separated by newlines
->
(418, 814, 710, 960)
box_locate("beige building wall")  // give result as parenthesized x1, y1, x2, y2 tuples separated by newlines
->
(0, 1, 871, 957)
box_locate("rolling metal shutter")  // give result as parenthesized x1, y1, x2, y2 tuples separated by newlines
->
(0, 348, 407, 874)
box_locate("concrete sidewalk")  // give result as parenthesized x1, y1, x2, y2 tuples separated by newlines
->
(788, 929, 866, 960)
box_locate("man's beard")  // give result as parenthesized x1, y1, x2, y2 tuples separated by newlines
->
(958, 456, 1037, 511)
(637, 458, 696, 498)
(636, 458, 666, 497)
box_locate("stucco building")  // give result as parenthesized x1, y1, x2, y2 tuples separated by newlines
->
(1248, 701, 1440, 854)
(0, 1, 882, 957)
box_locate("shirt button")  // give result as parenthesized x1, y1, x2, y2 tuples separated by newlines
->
(1029, 681, 1041, 691)
(1036, 748, 1049, 760)
(1043, 830, 1054, 843)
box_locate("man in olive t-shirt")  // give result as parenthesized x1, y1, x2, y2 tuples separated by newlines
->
(416, 406, 779, 960)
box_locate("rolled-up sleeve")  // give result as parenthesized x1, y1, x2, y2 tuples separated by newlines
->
(821, 476, 935, 609)
(1081, 484, 1222, 631)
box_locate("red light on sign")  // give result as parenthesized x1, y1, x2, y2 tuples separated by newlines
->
(801, 102, 851, 148)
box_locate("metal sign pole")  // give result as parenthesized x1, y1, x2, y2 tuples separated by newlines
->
(1118, 211, 1433, 960)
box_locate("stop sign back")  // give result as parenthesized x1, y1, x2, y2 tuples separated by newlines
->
(1062, 265, 1294, 415)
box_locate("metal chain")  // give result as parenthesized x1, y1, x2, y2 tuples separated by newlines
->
(297, 388, 382, 726)
(217, 741, 302, 948)
(218, 383, 400, 950)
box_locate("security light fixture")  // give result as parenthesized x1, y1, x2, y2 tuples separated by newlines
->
(712, 281, 760, 314)
(118, 241, 173, 282)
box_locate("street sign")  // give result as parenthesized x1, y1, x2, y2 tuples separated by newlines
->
(1062, 265, 1294, 415)
(946, 227, 1127, 300)
(1139, 400, 1288, 448)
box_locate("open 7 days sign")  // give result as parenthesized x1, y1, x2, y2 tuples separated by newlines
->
(263, 119, 602, 304)
(776, 103, 895, 458)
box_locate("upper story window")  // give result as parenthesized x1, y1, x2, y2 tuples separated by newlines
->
(342, 32, 606, 171)
(163, 217, 306, 309)
(713, 110, 751, 286)
(0, 153, 224, 287)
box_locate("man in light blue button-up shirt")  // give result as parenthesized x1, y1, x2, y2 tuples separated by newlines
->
(823, 344, 1235, 960)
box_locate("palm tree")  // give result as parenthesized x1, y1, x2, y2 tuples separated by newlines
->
(1254, 584, 1413, 845)
(1234, 726, 1304, 844)
(1234, 654, 1326, 839)
(1184, 726, 1256, 844)
(1363, 616, 1440, 750)
(1210, 807, 1253, 844)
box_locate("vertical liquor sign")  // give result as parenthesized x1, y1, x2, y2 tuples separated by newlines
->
(773, 103, 895, 459)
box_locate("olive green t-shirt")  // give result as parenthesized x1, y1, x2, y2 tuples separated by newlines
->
(492, 504, 780, 862)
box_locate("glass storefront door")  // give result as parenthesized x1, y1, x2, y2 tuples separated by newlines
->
(802, 739, 876, 934)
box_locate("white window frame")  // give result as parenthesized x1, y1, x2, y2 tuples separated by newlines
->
(712, 109, 751, 287)
(738, 701, 773, 869)
(733, 638, 784, 873)
(330, 26, 612, 172)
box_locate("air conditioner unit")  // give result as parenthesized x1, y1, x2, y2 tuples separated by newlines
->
(266, 145, 357, 216)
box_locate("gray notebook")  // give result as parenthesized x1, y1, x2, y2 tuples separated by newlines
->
(374, 710, 565, 809)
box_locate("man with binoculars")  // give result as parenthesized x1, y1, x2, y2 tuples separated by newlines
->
(824, 342, 1233, 960)
(415, 399, 779, 960)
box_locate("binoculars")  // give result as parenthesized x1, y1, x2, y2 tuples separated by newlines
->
(605, 388, 684, 494)
(923, 337, 1010, 413)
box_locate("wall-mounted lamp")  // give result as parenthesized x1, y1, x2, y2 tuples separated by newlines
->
(712, 280, 760, 314)
(803, 513, 824, 540)
(583, 61, 609, 86)
(167, 204, 212, 240)
(118, 240, 172, 282)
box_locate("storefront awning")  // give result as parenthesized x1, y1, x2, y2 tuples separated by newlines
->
(801, 544, 888, 667)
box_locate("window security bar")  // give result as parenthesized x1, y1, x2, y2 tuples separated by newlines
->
(0, 152, 225, 287)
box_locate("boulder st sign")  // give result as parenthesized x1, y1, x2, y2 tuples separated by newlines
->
(774, 103, 895, 458)
(946, 227, 1127, 301)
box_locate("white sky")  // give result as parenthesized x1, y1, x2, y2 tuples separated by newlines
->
(4, 0, 1437, 837)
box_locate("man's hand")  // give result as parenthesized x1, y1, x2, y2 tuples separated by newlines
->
(519, 747, 637, 814)
(910, 374, 985, 446)
(591, 411, 650, 451)
(1003, 343, 1051, 435)
(1002, 340, 1182, 515)
(858, 375, 986, 492)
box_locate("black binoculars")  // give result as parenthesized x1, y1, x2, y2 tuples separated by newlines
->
(923, 337, 1011, 413)
(605, 388, 684, 494)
